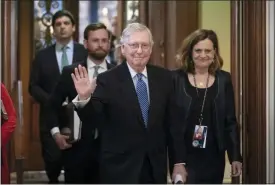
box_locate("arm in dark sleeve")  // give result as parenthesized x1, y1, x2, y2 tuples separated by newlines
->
(76, 74, 108, 126)
(225, 73, 242, 163)
(47, 67, 70, 130)
(167, 73, 186, 165)
(29, 54, 49, 105)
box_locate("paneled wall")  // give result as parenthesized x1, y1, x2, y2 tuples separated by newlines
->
(118, 1, 198, 69)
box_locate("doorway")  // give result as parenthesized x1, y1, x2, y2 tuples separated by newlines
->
(266, 0, 275, 183)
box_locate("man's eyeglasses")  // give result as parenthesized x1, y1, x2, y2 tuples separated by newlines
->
(126, 43, 151, 51)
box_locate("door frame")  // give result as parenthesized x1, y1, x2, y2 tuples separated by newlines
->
(231, 1, 267, 183)
(230, 1, 242, 183)
(266, 0, 275, 183)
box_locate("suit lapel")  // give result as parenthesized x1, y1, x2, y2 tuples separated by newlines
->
(50, 44, 61, 75)
(72, 43, 79, 63)
(107, 62, 115, 69)
(117, 62, 145, 128)
(180, 72, 192, 121)
(147, 66, 158, 128)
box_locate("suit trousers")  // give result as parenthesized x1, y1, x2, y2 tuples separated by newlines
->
(139, 155, 155, 184)
(40, 131, 63, 183)
(63, 137, 100, 184)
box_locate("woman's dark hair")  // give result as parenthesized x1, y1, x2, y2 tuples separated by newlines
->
(176, 29, 223, 74)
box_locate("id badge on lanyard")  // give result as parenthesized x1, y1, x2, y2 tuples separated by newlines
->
(192, 125, 208, 148)
(192, 74, 210, 149)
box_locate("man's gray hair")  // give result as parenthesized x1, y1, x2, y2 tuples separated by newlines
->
(120, 23, 154, 46)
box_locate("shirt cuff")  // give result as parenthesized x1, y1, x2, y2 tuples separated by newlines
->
(72, 95, 91, 108)
(51, 127, 60, 136)
(174, 163, 186, 166)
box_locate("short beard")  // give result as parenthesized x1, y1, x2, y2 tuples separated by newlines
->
(89, 51, 108, 61)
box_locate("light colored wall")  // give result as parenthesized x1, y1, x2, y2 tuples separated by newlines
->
(199, 1, 231, 72)
(198, 1, 231, 182)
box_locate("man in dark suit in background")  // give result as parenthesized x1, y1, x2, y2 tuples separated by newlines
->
(28, 10, 87, 183)
(70, 23, 187, 184)
(48, 23, 114, 183)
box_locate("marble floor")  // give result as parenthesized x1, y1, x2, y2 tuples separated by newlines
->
(10, 171, 64, 184)
(10, 171, 231, 184)
(10, 171, 173, 184)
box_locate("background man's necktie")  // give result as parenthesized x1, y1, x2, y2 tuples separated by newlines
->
(136, 73, 149, 126)
(61, 46, 68, 69)
(93, 65, 100, 78)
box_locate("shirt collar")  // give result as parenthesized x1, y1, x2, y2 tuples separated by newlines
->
(55, 40, 74, 51)
(87, 57, 107, 70)
(126, 62, 148, 79)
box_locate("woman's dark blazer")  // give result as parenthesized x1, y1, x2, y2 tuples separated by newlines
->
(171, 69, 242, 164)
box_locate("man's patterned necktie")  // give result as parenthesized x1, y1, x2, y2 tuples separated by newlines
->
(93, 65, 100, 78)
(136, 73, 149, 126)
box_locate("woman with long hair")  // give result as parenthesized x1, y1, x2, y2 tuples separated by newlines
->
(170, 29, 242, 183)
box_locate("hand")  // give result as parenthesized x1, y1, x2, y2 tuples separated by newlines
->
(231, 161, 242, 177)
(71, 65, 97, 100)
(172, 164, 187, 183)
(61, 127, 71, 136)
(54, 133, 72, 150)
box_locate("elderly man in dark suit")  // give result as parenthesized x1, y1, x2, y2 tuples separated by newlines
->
(29, 10, 87, 183)
(70, 23, 187, 184)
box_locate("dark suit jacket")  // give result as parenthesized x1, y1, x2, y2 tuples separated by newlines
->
(172, 69, 242, 164)
(77, 62, 185, 184)
(29, 43, 87, 131)
(48, 60, 115, 141)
